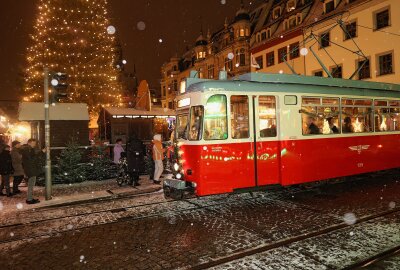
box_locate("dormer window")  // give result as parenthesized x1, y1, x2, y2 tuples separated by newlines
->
(324, 0, 336, 14)
(239, 28, 245, 37)
(261, 31, 267, 40)
(267, 28, 271, 38)
(273, 7, 281, 19)
(287, 0, 296, 12)
(197, 51, 206, 59)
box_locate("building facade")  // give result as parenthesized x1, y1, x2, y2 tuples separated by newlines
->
(160, 2, 272, 109)
(251, 0, 399, 84)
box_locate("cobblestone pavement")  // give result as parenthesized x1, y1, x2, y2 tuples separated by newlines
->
(0, 170, 399, 269)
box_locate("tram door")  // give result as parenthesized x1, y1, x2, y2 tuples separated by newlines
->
(252, 95, 281, 186)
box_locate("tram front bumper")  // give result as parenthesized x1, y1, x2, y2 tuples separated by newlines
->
(163, 179, 195, 199)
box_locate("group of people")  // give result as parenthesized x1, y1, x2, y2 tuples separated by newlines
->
(113, 134, 166, 186)
(0, 139, 44, 204)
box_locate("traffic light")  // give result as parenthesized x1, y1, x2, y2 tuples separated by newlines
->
(50, 72, 68, 103)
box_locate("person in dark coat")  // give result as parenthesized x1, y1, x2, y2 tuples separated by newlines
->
(126, 134, 145, 186)
(0, 145, 14, 197)
(306, 116, 320, 135)
(21, 139, 44, 204)
(11, 141, 24, 194)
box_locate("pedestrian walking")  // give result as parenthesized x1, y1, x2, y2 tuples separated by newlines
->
(21, 139, 44, 204)
(113, 138, 124, 164)
(126, 134, 145, 186)
(11, 140, 24, 194)
(0, 145, 14, 197)
(152, 134, 165, 185)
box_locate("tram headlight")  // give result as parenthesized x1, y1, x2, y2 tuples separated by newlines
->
(176, 173, 182, 179)
(173, 163, 180, 171)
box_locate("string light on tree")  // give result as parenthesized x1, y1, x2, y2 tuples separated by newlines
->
(24, 0, 123, 117)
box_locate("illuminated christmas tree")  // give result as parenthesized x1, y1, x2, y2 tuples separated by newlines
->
(24, 0, 123, 114)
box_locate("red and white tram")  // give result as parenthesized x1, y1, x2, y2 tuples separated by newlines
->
(163, 72, 400, 198)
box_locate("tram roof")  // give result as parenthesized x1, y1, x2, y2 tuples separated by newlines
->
(185, 73, 400, 98)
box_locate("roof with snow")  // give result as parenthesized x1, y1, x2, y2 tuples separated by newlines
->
(18, 102, 89, 121)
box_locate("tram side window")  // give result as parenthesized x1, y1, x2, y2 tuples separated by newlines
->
(176, 114, 189, 140)
(231, 96, 250, 139)
(259, 96, 277, 137)
(374, 100, 400, 132)
(301, 97, 340, 135)
(204, 95, 228, 140)
(341, 99, 373, 133)
(188, 106, 204, 141)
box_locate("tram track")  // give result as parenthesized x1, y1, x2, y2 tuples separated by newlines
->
(343, 245, 400, 269)
(189, 207, 400, 270)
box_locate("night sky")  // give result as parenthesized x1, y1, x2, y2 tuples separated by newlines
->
(0, 0, 260, 101)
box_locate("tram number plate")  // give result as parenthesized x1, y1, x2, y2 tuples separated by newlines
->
(357, 163, 364, 168)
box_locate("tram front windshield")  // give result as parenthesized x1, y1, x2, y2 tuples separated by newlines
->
(188, 106, 204, 141)
(176, 114, 189, 140)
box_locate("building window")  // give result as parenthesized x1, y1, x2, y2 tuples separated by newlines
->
(237, 48, 246, 66)
(314, 70, 323, 77)
(208, 65, 214, 79)
(331, 65, 342, 78)
(173, 80, 178, 91)
(289, 17, 297, 29)
(266, 52, 275, 67)
(357, 59, 370, 80)
(225, 57, 233, 71)
(256, 33, 261, 42)
(273, 7, 281, 19)
(289, 42, 300, 59)
(239, 28, 245, 37)
(261, 31, 267, 40)
(375, 9, 390, 30)
(344, 21, 357, 40)
(278, 47, 287, 63)
(378, 52, 393, 76)
(324, 0, 335, 13)
(320, 32, 330, 48)
(287, 0, 296, 12)
(245, 28, 250, 36)
(267, 29, 271, 38)
(256, 56, 263, 69)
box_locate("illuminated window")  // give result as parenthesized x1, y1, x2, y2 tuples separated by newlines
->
(341, 98, 373, 133)
(176, 114, 189, 140)
(301, 97, 340, 135)
(204, 95, 228, 140)
(374, 100, 400, 132)
(287, 0, 296, 12)
(231, 96, 249, 139)
(259, 96, 277, 137)
(239, 28, 245, 37)
(189, 106, 204, 141)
